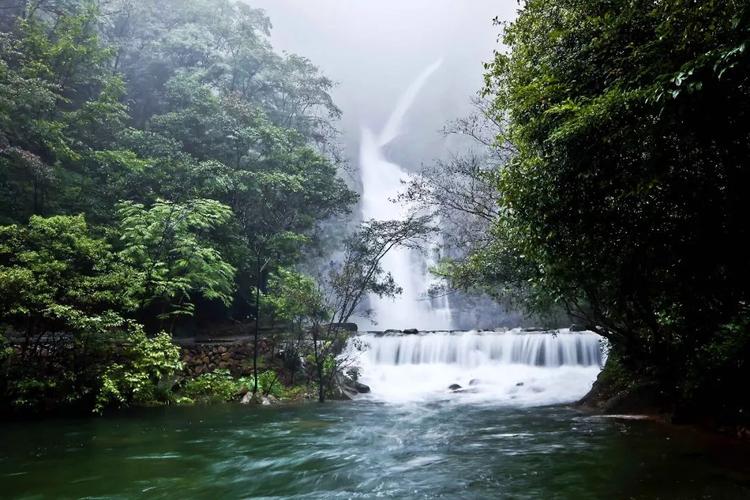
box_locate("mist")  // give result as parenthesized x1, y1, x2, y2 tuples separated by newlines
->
(246, 1, 523, 329)
(247, 0, 516, 172)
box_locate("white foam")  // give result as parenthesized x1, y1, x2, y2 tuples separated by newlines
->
(347, 330, 604, 406)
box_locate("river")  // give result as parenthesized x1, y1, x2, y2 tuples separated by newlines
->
(2, 331, 749, 498)
(1, 402, 749, 498)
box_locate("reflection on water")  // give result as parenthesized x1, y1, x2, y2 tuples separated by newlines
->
(1, 401, 749, 499)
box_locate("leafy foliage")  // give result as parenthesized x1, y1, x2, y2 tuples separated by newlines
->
(180, 369, 283, 403)
(0, 0, 357, 415)
(96, 331, 183, 413)
(117, 199, 235, 328)
(482, 0, 750, 420)
(181, 370, 243, 404)
(0, 215, 137, 337)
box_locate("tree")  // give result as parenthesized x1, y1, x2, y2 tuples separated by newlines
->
(0, 214, 142, 412)
(117, 199, 235, 332)
(220, 135, 355, 396)
(326, 216, 434, 325)
(0, 215, 137, 342)
(267, 216, 433, 402)
(398, 96, 509, 300)
(265, 268, 327, 389)
(0, 9, 130, 223)
(483, 0, 750, 419)
(103, 0, 341, 148)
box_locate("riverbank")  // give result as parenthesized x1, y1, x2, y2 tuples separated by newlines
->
(577, 363, 750, 441)
(0, 328, 327, 418)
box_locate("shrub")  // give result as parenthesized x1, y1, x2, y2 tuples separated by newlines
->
(181, 370, 241, 403)
(95, 330, 183, 413)
(180, 369, 285, 403)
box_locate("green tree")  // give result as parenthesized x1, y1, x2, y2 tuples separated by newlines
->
(0, 9, 131, 223)
(0, 214, 142, 412)
(117, 199, 236, 332)
(0, 215, 137, 342)
(483, 0, 750, 419)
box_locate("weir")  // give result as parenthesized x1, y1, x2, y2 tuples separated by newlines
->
(348, 329, 604, 405)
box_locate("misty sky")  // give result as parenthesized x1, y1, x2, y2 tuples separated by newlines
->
(247, 0, 518, 171)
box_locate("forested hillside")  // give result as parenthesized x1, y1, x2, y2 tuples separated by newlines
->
(0, 0, 364, 413)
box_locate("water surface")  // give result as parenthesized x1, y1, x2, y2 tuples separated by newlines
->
(1, 401, 749, 499)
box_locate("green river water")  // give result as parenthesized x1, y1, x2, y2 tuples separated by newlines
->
(1, 401, 749, 499)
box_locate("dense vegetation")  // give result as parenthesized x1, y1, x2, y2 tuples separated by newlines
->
(4, 0, 747, 426)
(458, 0, 750, 423)
(0, 0, 416, 414)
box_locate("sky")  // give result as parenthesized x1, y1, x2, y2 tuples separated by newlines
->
(247, 0, 518, 172)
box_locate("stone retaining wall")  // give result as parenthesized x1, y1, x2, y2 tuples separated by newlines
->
(178, 339, 271, 377)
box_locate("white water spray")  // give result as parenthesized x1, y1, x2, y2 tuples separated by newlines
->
(349, 330, 604, 405)
(358, 60, 453, 330)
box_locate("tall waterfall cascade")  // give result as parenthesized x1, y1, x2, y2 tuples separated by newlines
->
(347, 329, 604, 405)
(357, 60, 453, 330)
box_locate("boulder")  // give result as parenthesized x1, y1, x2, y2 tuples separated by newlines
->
(448, 384, 462, 391)
(469, 379, 481, 386)
(332, 372, 371, 399)
(515, 382, 525, 387)
(351, 380, 371, 394)
(384, 329, 402, 334)
(403, 328, 419, 335)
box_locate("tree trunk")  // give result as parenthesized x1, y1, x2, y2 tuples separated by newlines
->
(252, 254, 261, 396)
(312, 326, 325, 403)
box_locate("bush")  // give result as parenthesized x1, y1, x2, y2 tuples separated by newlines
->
(257, 370, 282, 398)
(95, 330, 183, 413)
(181, 370, 242, 403)
(180, 369, 285, 403)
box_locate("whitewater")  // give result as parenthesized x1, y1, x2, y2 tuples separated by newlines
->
(348, 329, 604, 406)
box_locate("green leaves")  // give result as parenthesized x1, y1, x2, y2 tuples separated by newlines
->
(266, 268, 327, 325)
(95, 329, 183, 413)
(117, 199, 236, 324)
(0, 215, 138, 326)
(481, 0, 750, 415)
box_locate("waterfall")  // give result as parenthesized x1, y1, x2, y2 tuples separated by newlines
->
(348, 329, 604, 405)
(357, 60, 453, 330)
